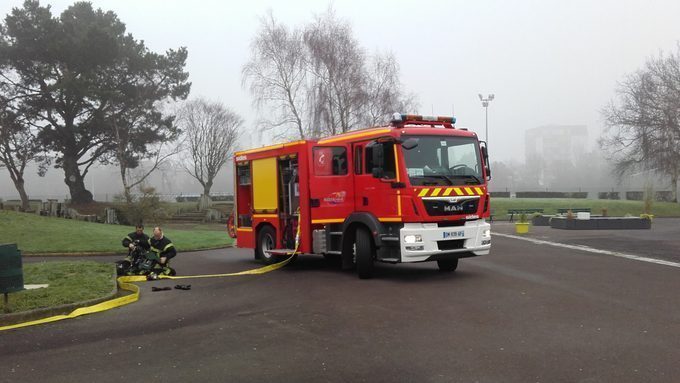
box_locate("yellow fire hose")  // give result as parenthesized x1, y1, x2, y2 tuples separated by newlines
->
(0, 213, 302, 332)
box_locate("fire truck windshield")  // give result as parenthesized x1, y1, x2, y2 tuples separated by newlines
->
(401, 136, 483, 186)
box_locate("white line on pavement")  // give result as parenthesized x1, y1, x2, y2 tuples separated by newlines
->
(493, 233, 680, 269)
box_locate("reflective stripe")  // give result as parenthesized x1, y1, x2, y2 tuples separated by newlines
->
(163, 243, 174, 251)
(317, 128, 391, 144)
(378, 217, 402, 222)
(417, 186, 485, 197)
(150, 246, 161, 253)
(125, 236, 132, 242)
(311, 218, 344, 224)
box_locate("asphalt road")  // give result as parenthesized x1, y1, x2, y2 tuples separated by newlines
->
(2, 228, 679, 383)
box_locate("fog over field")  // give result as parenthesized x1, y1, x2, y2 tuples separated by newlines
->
(2, 0, 679, 199)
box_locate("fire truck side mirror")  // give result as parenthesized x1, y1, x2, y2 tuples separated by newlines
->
(480, 143, 491, 180)
(401, 138, 419, 150)
(367, 140, 385, 178)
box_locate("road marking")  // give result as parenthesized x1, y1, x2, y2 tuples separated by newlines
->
(493, 233, 680, 269)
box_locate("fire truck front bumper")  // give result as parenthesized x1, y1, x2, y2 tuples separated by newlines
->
(398, 220, 491, 263)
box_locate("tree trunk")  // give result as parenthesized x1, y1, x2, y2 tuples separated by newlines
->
(672, 172, 679, 203)
(4, 162, 30, 211)
(15, 178, 29, 211)
(8, 174, 30, 211)
(62, 155, 93, 204)
(199, 183, 213, 210)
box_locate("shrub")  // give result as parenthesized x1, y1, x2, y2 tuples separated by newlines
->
(515, 191, 587, 199)
(655, 191, 674, 202)
(598, 192, 620, 200)
(115, 187, 170, 225)
(626, 191, 644, 201)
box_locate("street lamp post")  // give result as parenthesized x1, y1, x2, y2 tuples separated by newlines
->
(478, 93, 495, 145)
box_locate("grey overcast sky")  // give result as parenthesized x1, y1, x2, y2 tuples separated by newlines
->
(2, 0, 680, 198)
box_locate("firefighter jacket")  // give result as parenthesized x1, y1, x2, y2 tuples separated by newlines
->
(122, 232, 150, 251)
(149, 235, 177, 260)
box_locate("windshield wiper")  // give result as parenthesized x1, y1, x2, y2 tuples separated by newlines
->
(419, 175, 453, 185)
(449, 174, 482, 184)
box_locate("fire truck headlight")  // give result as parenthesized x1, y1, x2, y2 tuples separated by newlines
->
(482, 229, 491, 238)
(403, 234, 422, 244)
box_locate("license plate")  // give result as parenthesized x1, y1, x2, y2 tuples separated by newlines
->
(442, 230, 464, 239)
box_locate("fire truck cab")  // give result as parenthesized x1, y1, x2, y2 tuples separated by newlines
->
(230, 114, 492, 278)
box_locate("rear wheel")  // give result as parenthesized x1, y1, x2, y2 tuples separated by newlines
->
(437, 258, 459, 272)
(355, 227, 374, 279)
(255, 225, 277, 265)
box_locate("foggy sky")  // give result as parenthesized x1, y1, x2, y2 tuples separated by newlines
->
(2, 0, 680, 199)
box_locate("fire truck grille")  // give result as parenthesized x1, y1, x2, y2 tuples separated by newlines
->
(422, 199, 479, 216)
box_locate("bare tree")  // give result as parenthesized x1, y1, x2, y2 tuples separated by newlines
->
(600, 45, 680, 202)
(179, 99, 241, 207)
(0, 108, 43, 211)
(242, 12, 308, 140)
(242, 8, 419, 140)
(107, 99, 183, 204)
(364, 51, 419, 126)
(304, 8, 367, 135)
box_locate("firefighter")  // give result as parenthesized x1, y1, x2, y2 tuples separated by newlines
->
(116, 224, 151, 275)
(147, 226, 177, 279)
(122, 224, 150, 257)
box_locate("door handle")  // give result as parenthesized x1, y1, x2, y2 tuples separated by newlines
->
(310, 198, 320, 208)
(362, 197, 368, 206)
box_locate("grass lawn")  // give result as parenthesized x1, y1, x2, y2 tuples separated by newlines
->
(0, 210, 233, 254)
(491, 198, 680, 220)
(2, 261, 115, 314)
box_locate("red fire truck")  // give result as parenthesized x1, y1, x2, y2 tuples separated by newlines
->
(229, 114, 492, 278)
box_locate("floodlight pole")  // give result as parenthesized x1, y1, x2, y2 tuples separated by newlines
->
(478, 94, 495, 146)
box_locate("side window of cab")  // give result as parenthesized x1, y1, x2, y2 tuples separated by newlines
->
(365, 141, 396, 179)
(313, 146, 348, 176)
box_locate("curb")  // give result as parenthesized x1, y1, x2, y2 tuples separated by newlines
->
(22, 244, 234, 257)
(0, 269, 119, 327)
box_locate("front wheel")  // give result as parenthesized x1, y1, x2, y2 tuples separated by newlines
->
(437, 258, 459, 272)
(355, 227, 374, 279)
(255, 226, 277, 265)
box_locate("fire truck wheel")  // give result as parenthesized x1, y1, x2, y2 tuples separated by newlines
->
(437, 258, 459, 272)
(256, 225, 277, 265)
(355, 227, 374, 279)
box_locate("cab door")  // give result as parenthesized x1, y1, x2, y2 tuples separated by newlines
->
(308, 144, 355, 224)
(353, 139, 402, 221)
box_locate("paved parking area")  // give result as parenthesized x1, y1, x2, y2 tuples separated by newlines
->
(2, 230, 679, 382)
(492, 218, 680, 263)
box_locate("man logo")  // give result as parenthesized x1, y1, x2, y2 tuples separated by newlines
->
(444, 204, 463, 212)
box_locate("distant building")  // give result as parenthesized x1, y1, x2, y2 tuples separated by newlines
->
(525, 125, 588, 187)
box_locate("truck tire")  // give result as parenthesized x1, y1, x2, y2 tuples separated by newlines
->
(355, 227, 374, 279)
(437, 258, 459, 272)
(255, 225, 277, 265)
